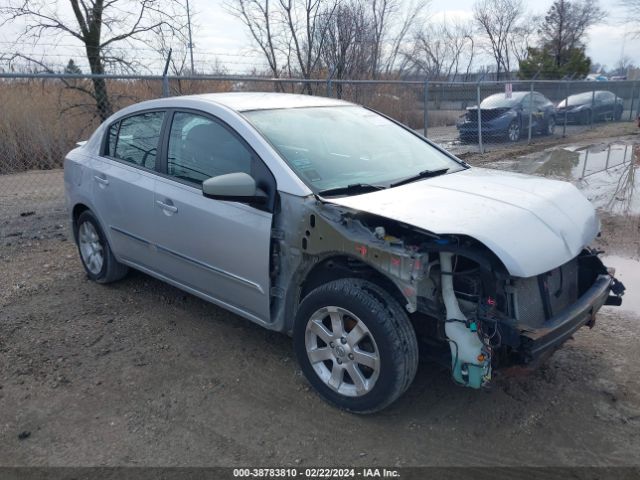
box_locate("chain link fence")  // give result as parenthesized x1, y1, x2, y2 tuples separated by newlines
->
(1, 72, 639, 232)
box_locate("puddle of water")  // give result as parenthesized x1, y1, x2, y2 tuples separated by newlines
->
(494, 142, 640, 215)
(602, 255, 640, 314)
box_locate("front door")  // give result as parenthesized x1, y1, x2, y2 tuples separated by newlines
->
(153, 111, 275, 323)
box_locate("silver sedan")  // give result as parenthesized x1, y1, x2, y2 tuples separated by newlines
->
(64, 93, 623, 413)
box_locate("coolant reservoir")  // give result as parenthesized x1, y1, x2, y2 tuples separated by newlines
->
(440, 252, 491, 388)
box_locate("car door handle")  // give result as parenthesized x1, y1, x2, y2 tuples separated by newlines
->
(156, 200, 178, 214)
(94, 175, 109, 186)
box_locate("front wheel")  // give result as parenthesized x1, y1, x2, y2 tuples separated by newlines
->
(545, 116, 556, 135)
(614, 106, 623, 121)
(293, 279, 418, 414)
(506, 120, 520, 142)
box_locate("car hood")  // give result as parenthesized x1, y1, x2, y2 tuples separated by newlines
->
(327, 168, 599, 278)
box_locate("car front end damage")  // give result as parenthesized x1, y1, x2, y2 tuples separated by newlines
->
(272, 195, 626, 390)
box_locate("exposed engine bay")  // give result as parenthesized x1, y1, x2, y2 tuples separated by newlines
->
(270, 194, 626, 390)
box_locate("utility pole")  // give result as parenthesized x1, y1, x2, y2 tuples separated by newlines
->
(186, 0, 195, 74)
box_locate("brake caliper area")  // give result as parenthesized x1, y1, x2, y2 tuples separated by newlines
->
(440, 252, 492, 388)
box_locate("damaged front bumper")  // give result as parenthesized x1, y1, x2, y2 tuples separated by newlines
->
(493, 253, 626, 371)
(519, 273, 612, 364)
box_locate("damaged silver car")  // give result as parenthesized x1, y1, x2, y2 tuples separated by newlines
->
(64, 93, 625, 413)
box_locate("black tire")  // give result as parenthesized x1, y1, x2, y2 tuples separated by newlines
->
(506, 120, 520, 142)
(614, 106, 623, 121)
(544, 116, 556, 136)
(74, 210, 128, 284)
(293, 279, 418, 414)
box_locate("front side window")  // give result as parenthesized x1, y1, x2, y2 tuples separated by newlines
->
(167, 112, 253, 185)
(534, 94, 548, 107)
(596, 91, 614, 102)
(108, 111, 164, 169)
(244, 106, 463, 192)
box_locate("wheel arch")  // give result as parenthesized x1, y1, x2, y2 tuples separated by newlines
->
(71, 203, 91, 240)
(298, 254, 410, 315)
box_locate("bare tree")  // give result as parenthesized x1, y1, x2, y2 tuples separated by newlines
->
(473, 0, 524, 80)
(620, 0, 640, 37)
(368, 0, 428, 78)
(509, 21, 537, 65)
(611, 55, 635, 76)
(225, 0, 282, 80)
(320, 0, 373, 96)
(403, 19, 475, 81)
(226, 0, 339, 93)
(278, 0, 339, 93)
(0, 0, 185, 120)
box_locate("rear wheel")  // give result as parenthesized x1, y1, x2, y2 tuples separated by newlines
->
(293, 279, 418, 414)
(75, 210, 128, 283)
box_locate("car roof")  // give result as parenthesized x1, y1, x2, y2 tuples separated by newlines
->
(485, 91, 529, 99)
(178, 92, 351, 112)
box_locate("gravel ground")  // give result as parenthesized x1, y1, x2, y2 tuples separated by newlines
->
(1, 123, 639, 467)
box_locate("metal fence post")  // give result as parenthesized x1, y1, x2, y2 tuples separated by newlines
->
(477, 81, 483, 154)
(527, 81, 534, 144)
(590, 86, 595, 128)
(581, 150, 589, 179)
(563, 80, 569, 137)
(423, 79, 429, 137)
(326, 78, 332, 98)
(629, 81, 637, 121)
(162, 48, 172, 98)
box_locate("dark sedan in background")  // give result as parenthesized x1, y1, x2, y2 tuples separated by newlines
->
(457, 91, 557, 143)
(556, 90, 624, 124)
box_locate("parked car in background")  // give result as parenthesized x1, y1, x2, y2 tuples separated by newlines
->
(456, 91, 557, 143)
(585, 73, 608, 82)
(64, 93, 624, 413)
(556, 91, 624, 124)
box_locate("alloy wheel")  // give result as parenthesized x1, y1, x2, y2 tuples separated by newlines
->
(304, 306, 380, 397)
(547, 117, 556, 135)
(508, 122, 520, 142)
(78, 221, 104, 275)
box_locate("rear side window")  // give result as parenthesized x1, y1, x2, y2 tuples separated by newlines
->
(167, 112, 253, 185)
(106, 111, 165, 169)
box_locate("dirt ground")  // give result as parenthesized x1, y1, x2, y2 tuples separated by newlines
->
(1, 123, 640, 467)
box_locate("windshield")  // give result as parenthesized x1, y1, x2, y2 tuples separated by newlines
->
(243, 105, 464, 192)
(479, 92, 526, 108)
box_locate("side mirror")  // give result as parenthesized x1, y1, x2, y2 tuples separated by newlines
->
(202, 172, 267, 205)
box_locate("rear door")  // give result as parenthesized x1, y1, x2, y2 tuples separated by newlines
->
(92, 110, 165, 270)
(152, 110, 276, 323)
